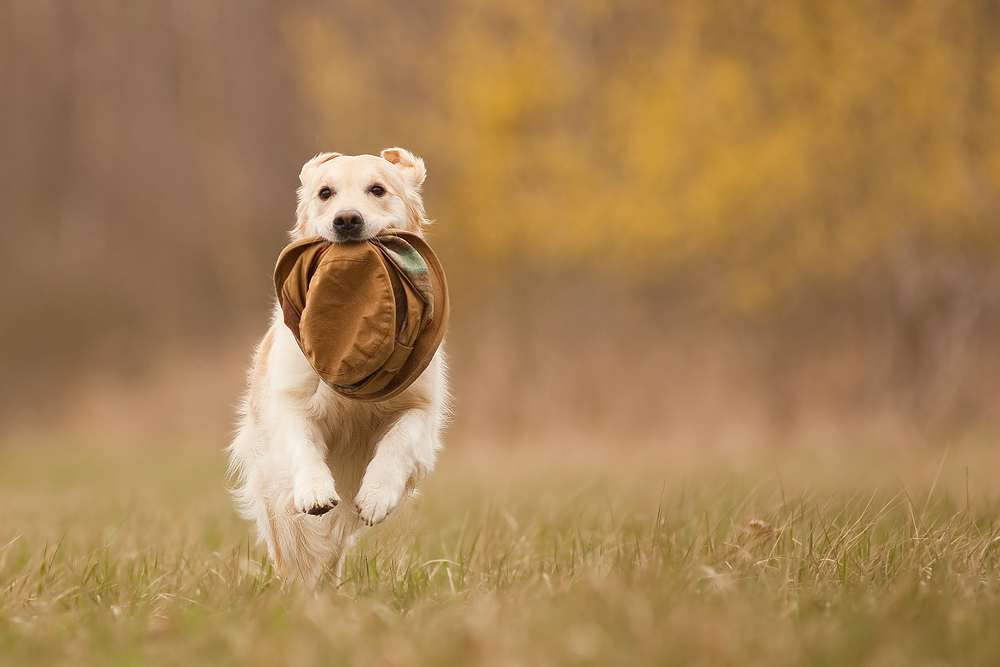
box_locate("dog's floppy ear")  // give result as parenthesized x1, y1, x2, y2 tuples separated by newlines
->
(299, 152, 340, 186)
(381, 148, 426, 188)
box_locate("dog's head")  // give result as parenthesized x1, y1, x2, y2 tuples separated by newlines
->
(293, 148, 427, 242)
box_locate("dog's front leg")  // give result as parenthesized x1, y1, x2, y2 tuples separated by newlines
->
(270, 325, 341, 516)
(355, 407, 438, 526)
(275, 409, 340, 516)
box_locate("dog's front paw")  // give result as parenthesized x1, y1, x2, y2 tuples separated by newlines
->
(354, 482, 403, 527)
(293, 470, 340, 516)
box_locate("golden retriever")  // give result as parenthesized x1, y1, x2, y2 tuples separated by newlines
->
(227, 148, 449, 586)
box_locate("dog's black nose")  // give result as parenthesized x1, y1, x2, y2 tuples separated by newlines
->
(333, 210, 364, 237)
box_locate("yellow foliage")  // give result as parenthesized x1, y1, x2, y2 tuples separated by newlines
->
(285, 0, 1000, 310)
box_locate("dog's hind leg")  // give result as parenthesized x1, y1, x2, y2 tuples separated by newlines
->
(264, 507, 362, 587)
(324, 513, 363, 586)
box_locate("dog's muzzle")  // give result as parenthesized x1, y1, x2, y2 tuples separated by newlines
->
(332, 209, 365, 240)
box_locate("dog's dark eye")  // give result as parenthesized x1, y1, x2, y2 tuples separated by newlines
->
(319, 187, 332, 201)
(370, 184, 385, 197)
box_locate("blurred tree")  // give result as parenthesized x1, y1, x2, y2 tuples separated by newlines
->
(285, 0, 1000, 433)
(289, 0, 1000, 309)
(2, 0, 1000, 436)
(0, 0, 311, 414)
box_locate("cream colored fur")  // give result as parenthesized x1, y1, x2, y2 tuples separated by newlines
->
(227, 148, 449, 586)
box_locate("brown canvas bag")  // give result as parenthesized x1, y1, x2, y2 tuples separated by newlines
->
(274, 229, 449, 401)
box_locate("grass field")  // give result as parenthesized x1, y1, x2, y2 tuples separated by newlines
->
(1, 438, 999, 666)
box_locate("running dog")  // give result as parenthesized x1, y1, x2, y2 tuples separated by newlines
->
(227, 148, 449, 586)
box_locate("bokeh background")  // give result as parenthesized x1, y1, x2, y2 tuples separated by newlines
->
(3, 0, 1000, 452)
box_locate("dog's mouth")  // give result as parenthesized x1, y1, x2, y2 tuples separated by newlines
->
(331, 227, 369, 242)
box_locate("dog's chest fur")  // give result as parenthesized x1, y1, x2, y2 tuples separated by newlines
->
(255, 315, 438, 505)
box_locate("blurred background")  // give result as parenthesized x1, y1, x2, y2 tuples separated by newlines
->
(2, 0, 999, 452)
